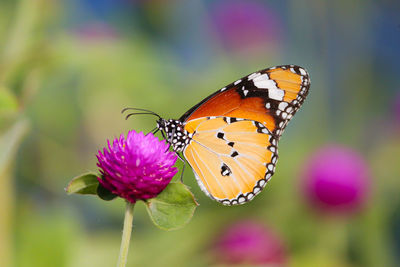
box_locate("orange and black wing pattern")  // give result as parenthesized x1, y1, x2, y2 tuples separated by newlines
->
(181, 65, 310, 205)
(180, 65, 310, 137)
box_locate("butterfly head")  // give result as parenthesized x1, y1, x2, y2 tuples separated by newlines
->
(157, 119, 193, 152)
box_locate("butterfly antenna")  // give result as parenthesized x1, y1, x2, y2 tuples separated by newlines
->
(122, 107, 162, 119)
(125, 112, 161, 120)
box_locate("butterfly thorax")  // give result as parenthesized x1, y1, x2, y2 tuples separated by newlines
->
(157, 119, 193, 152)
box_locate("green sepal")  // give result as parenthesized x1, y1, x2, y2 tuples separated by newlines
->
(145, 182, 198, 231)
(97, 183, 118, 201)
(65, 172, 99, 195)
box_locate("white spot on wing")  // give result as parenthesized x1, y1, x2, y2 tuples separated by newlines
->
(269, 88, 284, 101)
(248, 72, 261, 80)
(234, 79, 241, 85)
(278, 102, 289, 110)
(299, 68, 307, 75)
(253, 74, 277, 89)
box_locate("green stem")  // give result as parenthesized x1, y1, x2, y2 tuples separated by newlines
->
(117, 201, 135, 267)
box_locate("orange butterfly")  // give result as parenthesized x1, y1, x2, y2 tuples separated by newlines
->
(127, 65, 310, 205)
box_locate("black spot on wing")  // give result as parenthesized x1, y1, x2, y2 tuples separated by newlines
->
(220, 163, 232, 176)
(235, 79, 270, 99)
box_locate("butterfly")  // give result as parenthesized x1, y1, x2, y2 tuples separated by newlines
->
(124, 65, 310, 205)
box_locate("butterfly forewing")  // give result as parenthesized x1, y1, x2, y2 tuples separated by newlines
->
(180, 65, 310, 138)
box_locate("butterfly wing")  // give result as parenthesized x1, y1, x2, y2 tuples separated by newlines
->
(180, 65, 310, 205)
(180, 65, 310, 137)
(183, 117, 278, 205)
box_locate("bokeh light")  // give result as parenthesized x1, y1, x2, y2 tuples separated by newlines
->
(302, 145, 370, 215)
(211, 1, 281, 54)
(213, 220, 286, 266)
(394, 92, 400, 125)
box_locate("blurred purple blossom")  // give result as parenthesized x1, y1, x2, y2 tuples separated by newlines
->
(213, 220, 287, 266)
(97, 130, 178, 203)
(302, 145, 370, 214)
(211, 1, 281, 52)
(75, 22, 119, 42)
(394, 92, 400, 124)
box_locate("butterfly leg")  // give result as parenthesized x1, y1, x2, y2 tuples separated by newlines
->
(161, 130, 172, 152)
(176, 152, 186, 183)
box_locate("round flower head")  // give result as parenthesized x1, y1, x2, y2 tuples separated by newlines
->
(213, 220, 287, 266)
(302, 145, 370, 214)
(96, 130, 178, 203)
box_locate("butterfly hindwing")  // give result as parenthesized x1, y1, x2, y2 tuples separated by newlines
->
(183, 116, 278, 205)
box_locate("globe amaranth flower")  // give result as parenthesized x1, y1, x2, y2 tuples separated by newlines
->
(302, 145, 370, 214)
(213, 220, 287, 266)
(96, 130, 178, 203)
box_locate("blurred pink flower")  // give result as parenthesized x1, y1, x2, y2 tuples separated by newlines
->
(394, 92, 400, 124)
(211, 1, 281, 52)
(76, 22, 119, 42)
(213, 220, 287, 266)
(302, 145, 370, 214)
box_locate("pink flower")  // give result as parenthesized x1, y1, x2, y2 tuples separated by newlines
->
(302, 145, 370, 214)
(97, 130, 178, 203)
(211, 1, 281, 52)
(214, 220, 287, 266)
(76, 22, 119, 42)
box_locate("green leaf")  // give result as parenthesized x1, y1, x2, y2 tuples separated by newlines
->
(96, 183, 118, 201)
(65, 172, 99, 195)
(145, 182, 198, 231)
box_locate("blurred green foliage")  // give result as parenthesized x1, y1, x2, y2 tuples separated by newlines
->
(1, 0, 399, 266)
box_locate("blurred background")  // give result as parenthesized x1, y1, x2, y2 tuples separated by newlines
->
(1, 0, 399, 266)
